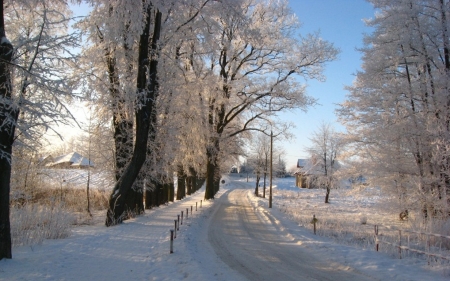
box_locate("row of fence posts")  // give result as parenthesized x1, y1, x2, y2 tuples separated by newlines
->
(311, 218, 449, 263)
(170, 200, 203, 254)
(374, 225, 450, 263)
(310, 216, 449, 265)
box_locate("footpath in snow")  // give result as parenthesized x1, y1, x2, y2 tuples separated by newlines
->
(0, 176, 449, 280)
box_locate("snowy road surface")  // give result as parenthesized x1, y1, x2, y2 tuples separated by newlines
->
(208, 185, 376, 281)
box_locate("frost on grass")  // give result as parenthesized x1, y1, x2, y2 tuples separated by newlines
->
(10, 203, 74, 247)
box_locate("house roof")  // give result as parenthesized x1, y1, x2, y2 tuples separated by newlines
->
(296, 158, 321, 175)
(48, 152, 94, 167)
(296, 158, 341, 176)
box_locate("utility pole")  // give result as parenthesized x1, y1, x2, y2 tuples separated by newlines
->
(269, 130, 273, 208)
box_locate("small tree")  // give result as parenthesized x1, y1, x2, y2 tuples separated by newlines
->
(307, 123, 343, 203)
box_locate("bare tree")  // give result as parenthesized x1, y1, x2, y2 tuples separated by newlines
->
(307, 123, 342, 203)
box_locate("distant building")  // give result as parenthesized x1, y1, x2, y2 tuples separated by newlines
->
(294, 157, 341, 188)
(46, 152, 94, 169)
(294, 158, 324, 188)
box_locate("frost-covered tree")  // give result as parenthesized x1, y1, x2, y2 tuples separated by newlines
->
(307, 123, 342, 203)
(0, 0, 80, 259)
(200, 0, 338, 199)
(338, 0, 450, 219)
(79, 0, 214, 224)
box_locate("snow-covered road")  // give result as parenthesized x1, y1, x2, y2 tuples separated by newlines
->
(208, 185, 376, 281)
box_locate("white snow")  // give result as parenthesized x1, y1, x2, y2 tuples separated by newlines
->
(1, 175, 449, 280)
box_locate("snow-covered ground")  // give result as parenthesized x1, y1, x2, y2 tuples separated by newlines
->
(1, 175, 449, 280)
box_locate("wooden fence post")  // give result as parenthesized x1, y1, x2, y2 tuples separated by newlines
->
(196, 202, 198, 211)
(186, 208, 189, 219)
(177, 215, 180, 230)
(170, 230, 174, 254)
(375, 225, 379, 252)
(314, 215, 316, 235)
(310, 214, 317, 235)
(174, 220, 177, 239)
(181, 211, 183, 225)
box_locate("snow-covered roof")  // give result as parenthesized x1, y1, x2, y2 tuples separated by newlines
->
(296, 158, 321, 175)
(296, 158, 341, 176)
(47, 152, 94, 168)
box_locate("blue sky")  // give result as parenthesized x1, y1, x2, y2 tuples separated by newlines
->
(281, 0, 375, 169)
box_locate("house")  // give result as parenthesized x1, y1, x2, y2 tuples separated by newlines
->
(46, 152, 94, 169)
(294, 157, 341, 188)
(295, 159, 315, 188)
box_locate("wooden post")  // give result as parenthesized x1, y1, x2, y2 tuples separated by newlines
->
(374, 225, 379, 252)
(181, 211, 183, 225)
(170, 230, 174, 254)
(191, 205, 193, 214)
(200, 200, 202, 208)
(177, 215, 180, 230)
(174, 220, 177, 239)
(186, 208, 189, 219)
(269, 130, 273, 208)
(407, 233, 409, 257)
(313, 214, 316, 235)
(196, 202, 198, 211)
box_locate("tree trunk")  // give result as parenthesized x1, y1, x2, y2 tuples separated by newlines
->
(197, 177, 205, 190)
(186, 166, 197, 194)
(126, 177, 144, 216)
(186, 174, 192, 195)
(0, 157, 12, 260)
(205, 152, 216, 200)
(113, 118, 133, 181)
(163, 181, 169, 204)
(177, 166, 186, 200)
(325, 186, 330, 204)
(189, 168, 198, 192)
(168, 178, 175, 202)
(0, 0, 15, 259)
(105, 7, 161, 226)
(205, 138, 221, 199)
(124, 185, 144, 218)
(144, 182, 152, 209)
(255, 172, 260, 196)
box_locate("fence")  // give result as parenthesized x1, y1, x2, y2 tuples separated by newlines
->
(169, 199, 203, 254)
(374, 225, 450, 263)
